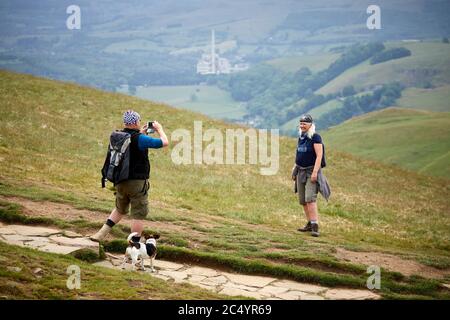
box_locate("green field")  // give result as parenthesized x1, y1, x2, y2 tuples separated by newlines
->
(323, 107, 450, 179)
(118, 85, 248, 120)
(1, 71, 449, 299)
(396, 86, 450, 112)
(267, 52, 341, 73)
(317, 41, 450, 96)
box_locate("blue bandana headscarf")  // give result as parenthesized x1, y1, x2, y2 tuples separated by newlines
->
(123, 110, 141, 125)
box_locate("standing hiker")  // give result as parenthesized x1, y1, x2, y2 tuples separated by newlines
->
(90, 110, 169, 242)
(291, 114, 330, 237)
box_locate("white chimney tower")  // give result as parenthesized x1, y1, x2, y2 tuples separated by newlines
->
(211, 29, 216, 74)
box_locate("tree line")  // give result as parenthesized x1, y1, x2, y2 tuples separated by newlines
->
(370, 47, 411, 65)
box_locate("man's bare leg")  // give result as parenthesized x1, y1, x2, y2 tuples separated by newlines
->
(131, 220, 144, 235)
(90, 208, 125, 242)
(108, 208, 125, 224)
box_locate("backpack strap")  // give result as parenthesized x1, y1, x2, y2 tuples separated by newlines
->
(101, 147, 111, 188)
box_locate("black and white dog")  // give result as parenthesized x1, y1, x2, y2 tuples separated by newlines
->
(121, 232, 160, 272)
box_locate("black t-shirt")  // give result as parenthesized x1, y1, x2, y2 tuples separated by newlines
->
(295, 133, 323, 168)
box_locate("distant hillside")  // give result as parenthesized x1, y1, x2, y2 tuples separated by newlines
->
(117, 85, 247, 121)
(396, 86, 450, 112)
(317, 41, 450, 95)
(266, 52, 342, 73)
(322, 107, 450, 179)
(280, 99, 345, 134)
(2, 0, 450, 90)
(279, 41, 450, 132)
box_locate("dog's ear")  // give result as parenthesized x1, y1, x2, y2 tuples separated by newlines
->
(142, 231, 151, 239)
(152, 234, 160, 240)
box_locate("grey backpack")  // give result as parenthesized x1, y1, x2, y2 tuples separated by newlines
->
(101, 130, 134, 187)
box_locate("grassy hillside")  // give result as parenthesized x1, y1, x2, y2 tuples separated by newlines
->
(316, 41, 450, 96)
(1, 70, 450, 299)
(396, 86, 450, 112)
(323, 107, 450, 179)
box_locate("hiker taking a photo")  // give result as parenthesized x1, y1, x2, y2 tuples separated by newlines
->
(292, 114, 330, 237)
(90, 110, 169, 242)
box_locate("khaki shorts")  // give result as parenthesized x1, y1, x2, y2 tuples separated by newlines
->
(296, 171, 318, 205)
(115, 179, 150, 220)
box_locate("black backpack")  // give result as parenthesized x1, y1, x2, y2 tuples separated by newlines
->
(321, 143, 327, 168)
(101, 130, 136, 188)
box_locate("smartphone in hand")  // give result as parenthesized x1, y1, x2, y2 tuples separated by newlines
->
(147, 121, 155, 134)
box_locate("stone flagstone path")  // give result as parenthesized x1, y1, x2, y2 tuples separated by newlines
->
(0, 222, 381, 300)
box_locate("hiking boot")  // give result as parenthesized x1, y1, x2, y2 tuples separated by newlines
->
(311, 223, 320, 237)
(297, 221, 312, 232)
(89, 224, 112, 242)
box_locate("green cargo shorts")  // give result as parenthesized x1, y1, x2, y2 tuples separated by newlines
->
(296, 171, 318, 205)
(115, 179, 150, 220)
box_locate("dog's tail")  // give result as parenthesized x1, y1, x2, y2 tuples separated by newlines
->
(127, 232, 140, 245)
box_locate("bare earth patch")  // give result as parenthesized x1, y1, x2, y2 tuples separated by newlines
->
(0, 196, 206, 243)
(335, 247, 449, 279)
(0, 195, 281, 241)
